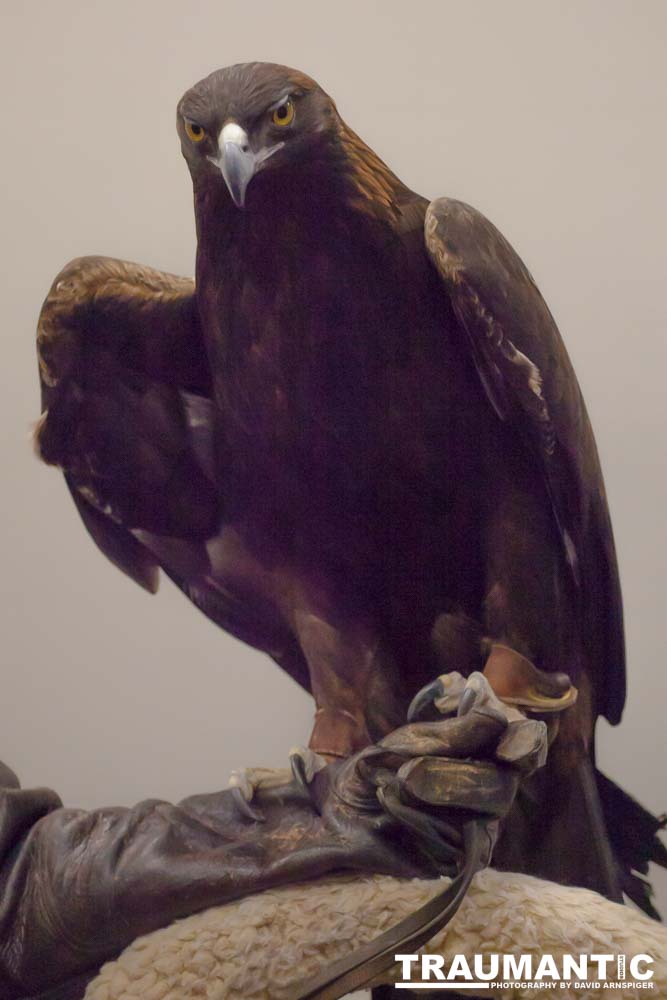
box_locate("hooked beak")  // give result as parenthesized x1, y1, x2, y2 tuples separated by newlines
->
(209, 122, 283, 209)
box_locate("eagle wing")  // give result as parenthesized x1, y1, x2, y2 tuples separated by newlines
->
(35, 256, 217, 594)
(424, 198, 625, 724)
(35, 256, 311, 691)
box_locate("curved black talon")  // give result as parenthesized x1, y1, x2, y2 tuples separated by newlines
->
(230, 784, 266, 823)
(407, 677, 446, 723)
(457, 683, 477, 717)
(290, 750, 323, 814)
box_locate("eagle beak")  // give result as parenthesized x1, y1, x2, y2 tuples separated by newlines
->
(213, 123, 255, 209)
(209, 122, 285, 209)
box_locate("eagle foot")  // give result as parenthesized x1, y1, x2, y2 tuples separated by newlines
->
(408, 644, 578, 725)
(331, 671, 549, 882)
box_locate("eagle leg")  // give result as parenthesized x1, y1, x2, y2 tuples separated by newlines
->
(291, 610, 402, 759)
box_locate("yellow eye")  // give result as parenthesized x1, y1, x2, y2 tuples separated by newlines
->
(185, 120, 206, 143)
(272, 100, 294, 127)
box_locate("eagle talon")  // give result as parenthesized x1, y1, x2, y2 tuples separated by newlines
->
(230, 784, 266, 823)
(407, 672, 467, 723)
(457, 684, 477, 718)
(289, 747, 327, 813)
(407, 678, 444, 722)
(227, 768, 271, 823)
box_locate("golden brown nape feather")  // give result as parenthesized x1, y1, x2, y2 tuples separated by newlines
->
(335, 117, 407, 220)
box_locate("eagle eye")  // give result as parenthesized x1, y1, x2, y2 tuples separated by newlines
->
(185, 120, 206, 143)
(272, 99, 294, 127)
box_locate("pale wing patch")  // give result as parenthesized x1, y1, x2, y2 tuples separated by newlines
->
(425, 206, 555, 456)
(32, 411, 49, 459)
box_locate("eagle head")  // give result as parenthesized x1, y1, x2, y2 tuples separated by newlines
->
(177, 62, 339, 208)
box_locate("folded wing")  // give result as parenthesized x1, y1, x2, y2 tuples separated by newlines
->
(425, 198, 625, 724)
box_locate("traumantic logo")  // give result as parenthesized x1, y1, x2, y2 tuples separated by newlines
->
(394, 952, 655, 990)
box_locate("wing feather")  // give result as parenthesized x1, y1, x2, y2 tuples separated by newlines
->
(35, 256, 217, 589)
(424, 198, 625, 724)
(35, 256, 312, 695)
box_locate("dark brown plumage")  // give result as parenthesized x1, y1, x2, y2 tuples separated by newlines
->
(36, 62, 633, 899)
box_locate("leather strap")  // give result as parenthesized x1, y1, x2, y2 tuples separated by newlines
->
(293, 820, 486, 1000)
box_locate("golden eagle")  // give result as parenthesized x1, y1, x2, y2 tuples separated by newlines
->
(37, 63, 651, 904)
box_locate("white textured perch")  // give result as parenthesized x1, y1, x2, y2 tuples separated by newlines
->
(85, 868, 667, 999)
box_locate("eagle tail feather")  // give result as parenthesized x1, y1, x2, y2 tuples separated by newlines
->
(596, 768, 667, 919)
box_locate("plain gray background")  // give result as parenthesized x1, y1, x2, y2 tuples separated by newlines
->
(2, 0, 666, 923)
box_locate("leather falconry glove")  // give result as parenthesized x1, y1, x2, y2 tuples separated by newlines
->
(0, 671, 565, 1000)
